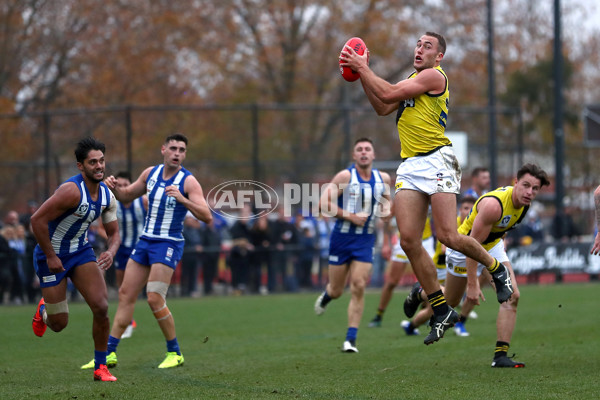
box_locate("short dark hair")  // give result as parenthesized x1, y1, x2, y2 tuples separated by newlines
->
(165, 133, 188, 145)
(517, 163, 550, 187)
(116, 171, 132, 181)
(471, 167, 489, 178)
(75, 137, 105, 163)
(354, 137, 373, 146)
(425, 31, 446, 55)
(459, 195, 477, 205)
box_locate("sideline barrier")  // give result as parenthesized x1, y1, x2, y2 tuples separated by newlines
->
(509, 241, 599, 283)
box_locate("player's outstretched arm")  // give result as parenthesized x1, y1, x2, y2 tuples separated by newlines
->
(105, 167, 151, 203)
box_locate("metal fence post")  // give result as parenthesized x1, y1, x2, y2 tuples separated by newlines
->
(42, 111, 51, 199)
(125, 105, 133, 176)
(252, 103, 259, 182)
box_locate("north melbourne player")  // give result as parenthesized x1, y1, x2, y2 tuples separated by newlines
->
(31, 137, 119, 382)
(314, 138, 392, 352)
(102, 133, 212, 369)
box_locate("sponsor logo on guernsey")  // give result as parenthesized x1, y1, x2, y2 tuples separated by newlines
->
(43, 275, 57, 283)
(453, 265, 467, 274)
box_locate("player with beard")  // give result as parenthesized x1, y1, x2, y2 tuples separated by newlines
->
(31, 137, 119, 382)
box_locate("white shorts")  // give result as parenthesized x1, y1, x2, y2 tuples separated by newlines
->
(391, 236, 435, 262)
(445, 239, 509, 278)
(395, 145, 462, 195)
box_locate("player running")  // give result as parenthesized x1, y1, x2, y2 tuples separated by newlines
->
(31, 137, 119, 382)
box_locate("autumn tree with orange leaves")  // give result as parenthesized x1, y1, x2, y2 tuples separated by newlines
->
(1, 0, 600, 215)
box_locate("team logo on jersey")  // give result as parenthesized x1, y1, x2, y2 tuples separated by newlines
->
(499, 215, 512, 227)
(147, 178, 156, 192)
(74, 203, 89, 217)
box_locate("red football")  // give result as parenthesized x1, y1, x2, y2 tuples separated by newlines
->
(339, 37, 366, 82)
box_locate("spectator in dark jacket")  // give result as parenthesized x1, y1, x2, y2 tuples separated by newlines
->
(200, 217, 222, 295)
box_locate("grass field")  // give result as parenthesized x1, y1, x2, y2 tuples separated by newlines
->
(1, 283, 599, 399)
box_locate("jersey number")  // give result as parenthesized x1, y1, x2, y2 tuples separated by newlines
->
(166, 196, 177, 209)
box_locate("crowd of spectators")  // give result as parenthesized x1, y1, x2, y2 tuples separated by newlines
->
(188, 206, 337, 296)
(0, 204, 40, 305)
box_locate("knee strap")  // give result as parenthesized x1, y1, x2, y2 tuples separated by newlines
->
(45, 299, 69, 315)
(147, 281, 169, 300)
(147, 281, 171, 321)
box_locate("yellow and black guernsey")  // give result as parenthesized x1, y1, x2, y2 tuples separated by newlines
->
(395, 65, 451, 159)
(458, 186, 529, 251)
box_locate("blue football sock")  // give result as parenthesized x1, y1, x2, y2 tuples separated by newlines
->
(167, 337, 181, 355)
(346, 327, 358, 342)
(107, 335, 120, 354)
(94, 350, 107, 370)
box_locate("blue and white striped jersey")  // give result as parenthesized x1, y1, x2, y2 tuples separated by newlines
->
(48, 174, 112, 255)
(332, 165, 385, 237)
(142, 164, 191, 241)
(117, 197, 146, 248)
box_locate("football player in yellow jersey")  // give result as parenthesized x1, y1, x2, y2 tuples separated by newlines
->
(341, 32, 511, 345)
(368, 216, 435, 328)
(447, 164, 548, 367)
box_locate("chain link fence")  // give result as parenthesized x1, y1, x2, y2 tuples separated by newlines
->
(0, 103, 598, 234)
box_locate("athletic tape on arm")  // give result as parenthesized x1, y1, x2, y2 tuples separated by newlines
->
(102, 191, 118, 224)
